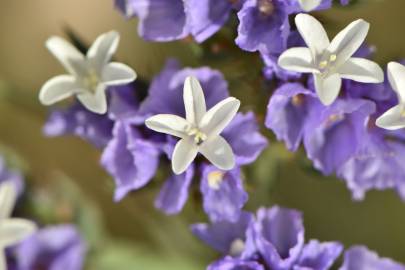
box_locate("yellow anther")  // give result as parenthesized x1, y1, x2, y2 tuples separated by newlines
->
(208, 171, 224, 190)
(258, 0, 274, 15)
(83, 69, 99, 92)
(329, 54, 337, 62)
(319, 61, 328, 69)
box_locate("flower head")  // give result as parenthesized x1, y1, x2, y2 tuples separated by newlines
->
(39, 31, 137, 114)
(278, 14, 384, 105)
(145, 76, 240, 174)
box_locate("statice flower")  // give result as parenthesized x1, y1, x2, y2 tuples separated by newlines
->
(340, 246, 405, 270)
(14, 224, 87, 270)
(193, 206, 343, 270)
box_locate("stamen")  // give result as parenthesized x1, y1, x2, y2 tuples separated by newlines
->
(208, 171, 224, 190)
(187, 128, 207, 145)
(83, 69, 100, 92)
(292, 94, 304, 106)
(258, 0, 274, 15)
(229, 239, 245, 257)
(319, 61, 328, 69)
(329, 54, 337, 62)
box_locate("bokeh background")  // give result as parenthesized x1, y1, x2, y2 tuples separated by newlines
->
(0, 0, 405, 269)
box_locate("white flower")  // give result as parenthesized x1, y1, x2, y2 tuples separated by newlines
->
(0, 182, 37, 270)
(278, 14, 384, 105)
(376, 62, 405, 130)
(145, 76, 240, 175)
(39, 31, 137, 114)
(297, 0, 322, 12)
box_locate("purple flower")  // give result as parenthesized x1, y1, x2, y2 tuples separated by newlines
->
(303, 98, 376, 175)
(223, 112, 268, 165)
(339, 246, 405, 270)
(101, 121, 160, 201)
(116, 0, 189, 42)
(0, 156, 24, 196)
(236, 0, 291, 53)
(208, 257, 264, 270)
(191, 211, 255, 257)
(266, 83, 319, 151)
(155, 165, 195, 215)
(200, 165, 248, 222)
(253, 206, 305, 270)
(295, 240, 343, 270)
(14, 224, 86, 270)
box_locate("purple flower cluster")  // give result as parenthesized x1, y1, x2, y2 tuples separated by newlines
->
(266, 45, 405, 200)
(192, 205, 405, 270)
(44, 59, 268, 220)
(114, 0, 347, 53)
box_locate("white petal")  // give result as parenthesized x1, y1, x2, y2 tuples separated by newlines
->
(298, 0, 322, 11)
(387, 61, 405, 103)
(200, 97, 240, 137)
(314, 73, 342, 105)
(295, 14, 330, 59)
(39, 75, 78, 105)
(200, 135, 235, 170)
(376, 105, 405, 130)
(101, 62, 137, 86)
(87, 31, 120, 71)
(0, 218, 37, 247)
(145, 114, 189, 138)
(328, 19, 369, 66)
(172, 138, 198, 175)
(0, 182, 16, 220)
(183, 76, 207, 125)
(278, 47, 319, 73)
(338, 58, 384, 83)
(0, 252, 5, 270)
(46, 36, 85, 76)
(77, 85, 107, 114)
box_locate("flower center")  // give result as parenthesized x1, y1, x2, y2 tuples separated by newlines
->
(292, 94, 304, 106)
(187, 127, 207, 145)
(325, 113, 344, 127)
(318, 54, 338, 76)
(258, 0, 274, 15)
(229, 238, 245, 257)
(207, 171, 224, 190)
(83, 69, 100, 92)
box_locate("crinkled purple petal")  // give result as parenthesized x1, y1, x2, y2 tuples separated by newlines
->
(191, 211, 254, 256)
(108, 85, 140, 122)
(339, 246, 405, 270)
(155, 165, 194, 215)
(101, 122, 160, 201)
(266, 83, 318, 152)
(15, 224, 86, 270)
(208, 257, 265, 270)
(222, 112, 268, 165)
(294, 240, 343, 270)
(254, 206, 304, 270)
(200, 164, 248, 222)
(236, 0, 291, 53)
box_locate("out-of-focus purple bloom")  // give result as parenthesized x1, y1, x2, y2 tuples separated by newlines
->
(340, 0, 350, 6)
(138, 60, 229, 121)
(0, 156, 24, 196)
(15, 224, 86, 270)
(116, 0, 189, 42)
(192, 211, 255, 257)
(236, 0, 291, 53)
(303, 98, 375, 175)
(44, 102, 114, 149)
(295, 240, 343, 270)
(222, 112, 268, 165)
(101, 121, 160, 202)
(266, 83, 318, 151)
(208, 257, 265, 270)
(339, 246, 405, 270)
(253, 206, 304, 270)
(200, 165, 248, 222)
(155, 165, 194, 215)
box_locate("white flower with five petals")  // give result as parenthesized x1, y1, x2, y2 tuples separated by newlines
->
(297, 0, 322, 12)
(278, 14, 384, 105)
(376, 62, 405, 130)
(0, 182, 37, 270)
(39, 31, 137, 114)
(145, 76, 240, 175)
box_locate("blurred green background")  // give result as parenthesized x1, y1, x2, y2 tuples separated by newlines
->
(0, 0, 405, 269)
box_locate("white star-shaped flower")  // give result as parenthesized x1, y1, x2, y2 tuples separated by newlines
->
(298, 0, 322, 12)
(376, 62, 405, 130)
(278, 14, 384, 105)
(0, 182, 37, 270)
(145, 76, 240, 175)
(39, 31, 137, 114)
